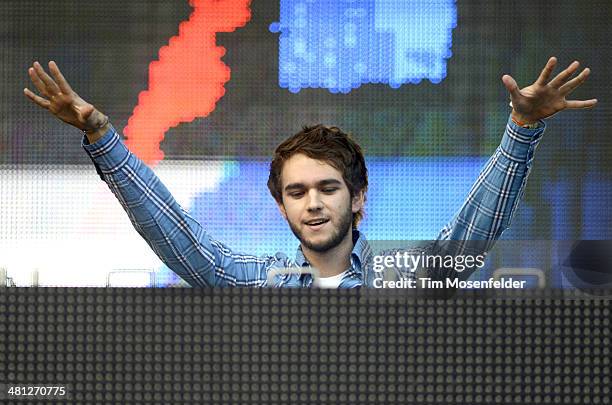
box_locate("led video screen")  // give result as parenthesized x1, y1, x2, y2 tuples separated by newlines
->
(1, 0, 610, 286)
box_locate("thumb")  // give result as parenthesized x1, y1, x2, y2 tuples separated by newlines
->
(502, 74, 521, 100)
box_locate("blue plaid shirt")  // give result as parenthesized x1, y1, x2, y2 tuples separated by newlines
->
(83, 117, 545, 288)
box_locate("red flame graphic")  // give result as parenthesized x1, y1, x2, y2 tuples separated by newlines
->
(124, 0, 252, 165)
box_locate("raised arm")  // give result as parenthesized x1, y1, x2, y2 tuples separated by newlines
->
(432, 58, 596, 279)
(440, 57, 596, 241)
(24, 61, 275, 287)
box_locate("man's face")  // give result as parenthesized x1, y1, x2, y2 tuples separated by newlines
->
(277, 153, 364, 253)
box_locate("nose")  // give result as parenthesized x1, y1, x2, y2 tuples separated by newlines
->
(306, 189, 324, 212)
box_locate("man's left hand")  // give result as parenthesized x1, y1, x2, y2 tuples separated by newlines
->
(502, 57, 597, 125)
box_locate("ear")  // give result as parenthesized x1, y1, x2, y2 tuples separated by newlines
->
(276, 200, 288, 220)
(351, 189, 365, 214)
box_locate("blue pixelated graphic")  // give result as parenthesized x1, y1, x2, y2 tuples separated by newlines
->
(269, 0, 457, 93)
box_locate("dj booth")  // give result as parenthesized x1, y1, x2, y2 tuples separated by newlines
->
(1, 288, 609, 404)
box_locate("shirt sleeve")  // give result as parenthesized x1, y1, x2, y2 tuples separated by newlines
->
(82, 125, 275, 287)
(424, 115, 546, 284)
(436, 116, 545, 244)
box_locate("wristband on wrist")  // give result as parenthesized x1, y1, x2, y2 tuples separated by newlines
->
(509, 102, 540, 129)
(83, 115, 110, 135)
(511, 115, 539, 129)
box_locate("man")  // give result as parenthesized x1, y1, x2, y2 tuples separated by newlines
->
(24, 58, 596, 287)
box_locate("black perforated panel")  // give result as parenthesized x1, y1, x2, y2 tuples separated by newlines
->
(1, 289, 610, 404)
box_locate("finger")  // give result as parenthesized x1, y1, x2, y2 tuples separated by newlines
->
(33, 61, 60, 94)
(566, 99, 598, 109)
(23, 88, 51, 109)
(48, 61, 73, 93)
(502, 74, 521, 99)
(548, 60, 580, 88)
(28, 67, 50, 97)
(535, 56, 557, 85)
(559, 68, 590, 95)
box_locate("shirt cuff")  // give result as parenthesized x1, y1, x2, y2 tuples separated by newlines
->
(81, 124, 131, 175)
(499, 116, 546, 164)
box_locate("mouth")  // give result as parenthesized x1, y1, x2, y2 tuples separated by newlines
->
(304, 218, 330, 231)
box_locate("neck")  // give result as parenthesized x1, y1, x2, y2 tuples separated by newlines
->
(302, 230, 354, 278)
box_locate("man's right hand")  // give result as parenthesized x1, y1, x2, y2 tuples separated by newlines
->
(24, 61, 109, 140)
